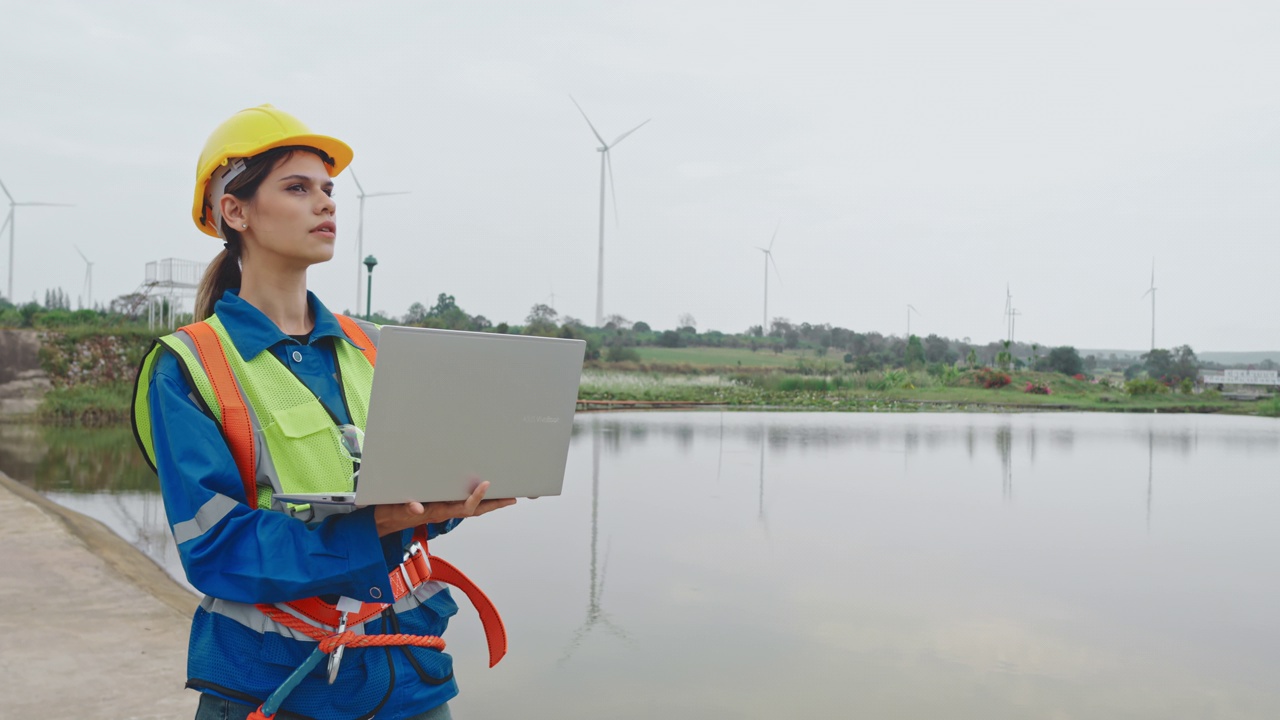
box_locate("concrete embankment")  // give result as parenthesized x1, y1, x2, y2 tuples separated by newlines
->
(0, 470, 197, 719)
(0, 329, 50, 421)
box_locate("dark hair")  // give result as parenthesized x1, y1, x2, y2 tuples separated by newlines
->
(193, 146, 329, 319)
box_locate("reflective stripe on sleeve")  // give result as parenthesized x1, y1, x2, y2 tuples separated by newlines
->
(172, 493, 240, 544)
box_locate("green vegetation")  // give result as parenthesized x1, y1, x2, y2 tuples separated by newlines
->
(1258, 397, 1280, 418)
(8, 287, 1279, 423)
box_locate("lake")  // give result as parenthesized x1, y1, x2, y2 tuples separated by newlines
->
(2, 412, 1278, 719)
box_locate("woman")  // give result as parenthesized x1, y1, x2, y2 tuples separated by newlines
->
(132, 105, 514, 720)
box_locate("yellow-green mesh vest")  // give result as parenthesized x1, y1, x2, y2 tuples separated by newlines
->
(133, 314, 378, 509)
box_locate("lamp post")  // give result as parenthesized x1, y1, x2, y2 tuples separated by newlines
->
(363, 255, 378, 321)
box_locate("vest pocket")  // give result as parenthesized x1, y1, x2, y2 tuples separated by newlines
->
(269, 402, 334, 439)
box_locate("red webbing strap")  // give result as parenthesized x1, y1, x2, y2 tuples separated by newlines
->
(334, 315, 377, 367)
(180, 322, 257, 505)
(429, 556, 508, 668)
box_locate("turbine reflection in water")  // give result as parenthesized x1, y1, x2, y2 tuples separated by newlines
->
(560, 417, 628, 662)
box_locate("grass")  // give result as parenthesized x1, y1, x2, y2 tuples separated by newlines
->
(579, 368, 1273, 415)
(39, 381, 134, 426)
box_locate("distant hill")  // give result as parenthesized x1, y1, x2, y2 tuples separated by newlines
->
(1079, 349, 1280, 366)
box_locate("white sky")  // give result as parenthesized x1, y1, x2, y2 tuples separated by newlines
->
(1, 1, 1277, 351)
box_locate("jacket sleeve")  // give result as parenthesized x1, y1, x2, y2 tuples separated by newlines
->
(148, 351, 394, 605)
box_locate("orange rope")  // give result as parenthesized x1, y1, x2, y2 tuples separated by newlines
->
(257, 605, 446, 653)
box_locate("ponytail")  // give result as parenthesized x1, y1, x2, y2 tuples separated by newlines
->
(195, 236, 242, 320)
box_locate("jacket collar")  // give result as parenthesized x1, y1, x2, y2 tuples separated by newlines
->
(213, 289, 359, 362)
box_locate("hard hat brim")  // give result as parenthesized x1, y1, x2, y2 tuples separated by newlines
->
(191, 133, 354, 238)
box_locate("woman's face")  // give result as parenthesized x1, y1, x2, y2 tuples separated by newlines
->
(233, 151, 338, 268)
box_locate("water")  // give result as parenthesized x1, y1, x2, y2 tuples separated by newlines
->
(2, 412, 1278, 719)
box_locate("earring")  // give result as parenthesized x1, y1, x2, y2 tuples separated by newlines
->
(242, 223, 248, 229)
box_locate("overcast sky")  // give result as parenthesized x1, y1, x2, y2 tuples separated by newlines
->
(1, 1, 1277, 351)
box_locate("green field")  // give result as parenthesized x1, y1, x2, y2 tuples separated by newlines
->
(634, 346, 817, 368)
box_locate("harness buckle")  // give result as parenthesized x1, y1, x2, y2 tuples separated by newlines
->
(327, 596, 362, 684)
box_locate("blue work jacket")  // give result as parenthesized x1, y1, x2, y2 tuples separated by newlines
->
(146, 289, 461, 719)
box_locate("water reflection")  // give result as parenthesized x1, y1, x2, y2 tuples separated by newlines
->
(5, 413, 1280, 719)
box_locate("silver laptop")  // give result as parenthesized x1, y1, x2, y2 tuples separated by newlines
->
(274, 325, 585, 506)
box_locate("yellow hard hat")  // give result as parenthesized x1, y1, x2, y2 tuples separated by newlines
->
(192, 104, 354, 237)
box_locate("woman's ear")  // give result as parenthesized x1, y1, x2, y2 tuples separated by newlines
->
(219, 194, 249, 231)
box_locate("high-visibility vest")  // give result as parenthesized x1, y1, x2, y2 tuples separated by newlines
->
(131, 314, 506, 668)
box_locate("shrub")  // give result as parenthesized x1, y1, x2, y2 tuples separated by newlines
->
(1125, 378, 1170, 396)
(604, 345, 641, 363)
(1024, 381, 1052, 395)
(1073, 373, 1087, 381)
(974, 368, 1011, 389)
(1179, 378, 1194, 394)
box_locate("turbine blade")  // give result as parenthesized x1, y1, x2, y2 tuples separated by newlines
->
(1140, 289, 1152, 299)
(0, 178, 12, 203)
(0, 209, 10, 237)
(610, 118, 651, 147)
(569, 95, 608, 147)
(73, 244, 89, 263)
(364, 191, 410, 198)
(19, 202, 74, 207)
(349, 170, 365, 196)
(768, 252, 782, 285)
(606, 151, 620, 228)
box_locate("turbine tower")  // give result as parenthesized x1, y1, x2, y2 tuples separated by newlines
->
(906, 304, 921, 338)
(756, 224, 781, 335)
(349, 170, 408, 317)
(570, 97, 650, 327)
(1, 178, 73, 303)
(74, 245, 93, 309)
(1140, 259, 1156, 352)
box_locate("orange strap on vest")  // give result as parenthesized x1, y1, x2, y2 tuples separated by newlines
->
(334, 314, 378, 366)
(183, 316, 507, 668)
(179, 321, 258, 505)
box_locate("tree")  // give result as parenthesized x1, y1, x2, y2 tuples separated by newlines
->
(404, 302, 429, 324)
(677, 313, 697, 333)
(428, 293, 458, 318)
(632, 321, 651, 333)
(924, 334, 948, 363)
(604, 314, 631, 331)
(657, 330, 684, 348)
(526, 303, 558, 325)
(966, 348, 978, 367)
(904, 335, 925, 368)
(1046, 346, 1084, 376)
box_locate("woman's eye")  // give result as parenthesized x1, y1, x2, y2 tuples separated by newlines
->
(287, 184, 305, 192)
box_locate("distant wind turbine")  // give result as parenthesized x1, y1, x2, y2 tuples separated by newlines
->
(349, 170, 408, 317)
(570, 96, 650, 327)
(1004, 284, 1012, 343)
(756, 224, 782, 334)
(1140, 259, 1156, 352)
(1, 178, 73, 303)
(906, 304, 921, 338)
(74, 245, 93, 309)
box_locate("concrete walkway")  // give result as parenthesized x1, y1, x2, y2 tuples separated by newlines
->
(0, 470, 199, 720)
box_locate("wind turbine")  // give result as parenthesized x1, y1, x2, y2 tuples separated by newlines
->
(349, 170, 408, 317)
(1140, 259, 1156, 353)
(1, 178, 73, 303)
(756, 224, 782, 335)
(1004, 284, 1012, 343)
(906, 304, 921, 338)
(570, 96, 650, 327)
(73, 245, 93, 309)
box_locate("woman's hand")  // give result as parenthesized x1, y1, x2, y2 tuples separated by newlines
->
(373, 480, 516, 537)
